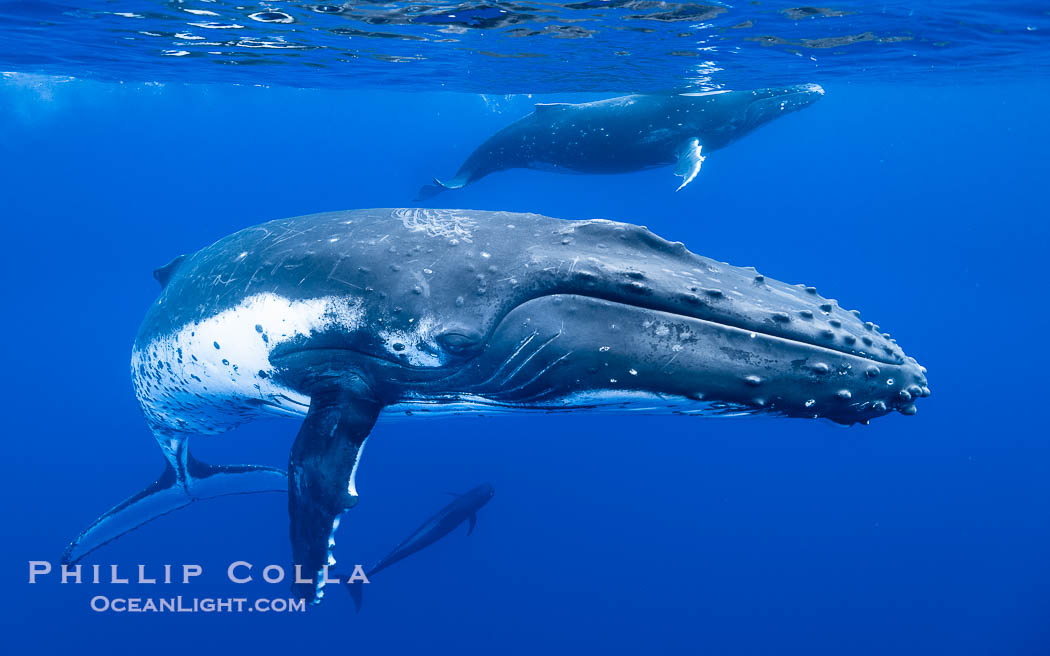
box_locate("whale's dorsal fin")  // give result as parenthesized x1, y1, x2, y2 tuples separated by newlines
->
(153, 254, 186, 288)
(534, 102, 571, 114)
(674, 138, 705, 191)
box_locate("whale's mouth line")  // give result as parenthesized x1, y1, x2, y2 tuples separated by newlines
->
(270, 342, 440, 372)
(555, 293, 901, 366)
(272, 293, 896, 370)
(565, 296, 904, 366)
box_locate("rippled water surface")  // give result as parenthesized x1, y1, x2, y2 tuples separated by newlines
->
(2, 1, 1048, 91)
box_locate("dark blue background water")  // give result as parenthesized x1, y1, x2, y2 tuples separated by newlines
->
(1, 76, 1048, 653)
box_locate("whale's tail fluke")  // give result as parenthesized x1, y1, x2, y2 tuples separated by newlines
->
(414, 177, 465, 203)
(414, 183, 445, 203)
(62, 445, 286, 564)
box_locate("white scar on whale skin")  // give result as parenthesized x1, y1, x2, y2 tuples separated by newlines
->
(393, 208, 476, 243)
(131, 292, 364, 435)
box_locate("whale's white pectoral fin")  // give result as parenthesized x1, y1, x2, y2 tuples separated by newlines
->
(674, 138, 705, 192)
(288, 389, 380, 603)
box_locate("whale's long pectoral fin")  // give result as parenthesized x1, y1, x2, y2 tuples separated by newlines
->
(62, 443, 287, 565)
(674, 138, 706, 192)
(288, 385, 380, 604)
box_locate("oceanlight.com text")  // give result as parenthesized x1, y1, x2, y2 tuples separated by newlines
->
(89, 596, 307, 613)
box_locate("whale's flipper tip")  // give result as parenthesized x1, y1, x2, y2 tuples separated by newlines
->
(674, 139, 705, 192)
(63, 454, 287, 565)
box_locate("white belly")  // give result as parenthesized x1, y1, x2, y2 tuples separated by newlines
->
(131, 292, 364, 435)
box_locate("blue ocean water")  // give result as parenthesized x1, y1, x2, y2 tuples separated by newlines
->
(1, 1, 1049, 654)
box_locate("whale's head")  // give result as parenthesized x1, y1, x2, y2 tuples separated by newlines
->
(682, 83, 825, 149)
(744, 83, 825, 120)
(270, 211, 927, 426)
(465, 483, 496, 504)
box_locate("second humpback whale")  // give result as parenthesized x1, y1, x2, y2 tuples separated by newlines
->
(417, 84, 824, 199)
(62, 208, 928, 604)
(346, 483, 494, 612)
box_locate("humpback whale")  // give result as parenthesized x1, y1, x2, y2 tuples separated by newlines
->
(63, 208, 928, 604)
(417, 84, 824, 199)
(346, 483, 494, 612)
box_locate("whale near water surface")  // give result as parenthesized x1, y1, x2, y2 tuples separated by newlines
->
(417, 84, 826, 199)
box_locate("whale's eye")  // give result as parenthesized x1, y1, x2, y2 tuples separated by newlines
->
(436, 329, 483, 355)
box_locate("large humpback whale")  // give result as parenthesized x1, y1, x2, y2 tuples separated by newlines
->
(417, 84, 824, 199)
(63, 208, 928, 603)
